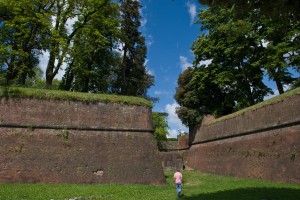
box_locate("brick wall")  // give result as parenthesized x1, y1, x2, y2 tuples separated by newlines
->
(158, 135, 189, 171)
(0, 97, 165, 185)
(186, 94, 300, 183)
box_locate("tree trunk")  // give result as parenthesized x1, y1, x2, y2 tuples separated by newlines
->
(270, 67, 285, 95)
(18, 69, 27, 85)
(274, 76, 284, 94)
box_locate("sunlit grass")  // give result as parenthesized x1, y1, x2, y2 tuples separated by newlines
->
(1, 170, 299, 200)
(208, 87, 300, 125)
(0, 87, 152, 107)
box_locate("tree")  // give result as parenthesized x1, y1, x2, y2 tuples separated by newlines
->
(45, 0, 111, 87)
(198, 0, 300, 21)
(254, 15, 299, 94)
(111, 0, 154, 97)
(175, 66, 235, 127)
(59, 1, 119, 93)
(152, 112, 169, 141)
(0, 0, 53, 86)
(175, 67, 203, 127)
(192, 6, 271, 106)
(197, 0, 300, 94)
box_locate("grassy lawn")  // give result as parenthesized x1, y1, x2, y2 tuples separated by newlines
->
(1, 170, 299, 200)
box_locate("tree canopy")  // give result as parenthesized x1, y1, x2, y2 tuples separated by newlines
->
(175, 1, 300, 127)
(0, 0, 154, 99)
(152, 112, 169, 141)
(111, 0, 154, 97)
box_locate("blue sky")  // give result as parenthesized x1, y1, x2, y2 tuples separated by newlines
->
(38, 0, 298, 139)
(138, 0, 300, 138)
(38, 0, 203, 138)
(138, 0, 203, 138)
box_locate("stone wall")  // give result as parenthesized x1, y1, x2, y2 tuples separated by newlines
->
(159, 151, 186, 171)
(158, 135, 189, 171)
(0, 97, 165, 185)
(186, 94, 300, 184)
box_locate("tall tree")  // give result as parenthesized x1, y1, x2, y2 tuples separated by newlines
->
(175, 67, 204, 127)
(111, 0, 154, 97)
(192, 6, 271, 108)
(255, 14, 299, 94)
(0, 0, 53, 86)
(198, 0, 300, 21)
(45, 0, 110, 87)
(198, 0, 300, 94)
(59, 1, 119, 93)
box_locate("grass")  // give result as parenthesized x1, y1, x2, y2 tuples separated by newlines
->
(0, 87, 152, 107)
(208, 87, 300, 125)
(0, 170, 299, 200)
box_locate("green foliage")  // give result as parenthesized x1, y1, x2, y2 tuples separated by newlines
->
(0, 0, 52, 86)
(175, 2, 300, 127)
(0, 87, 152, 107)
(175, 65, 236, 127)
(152, 112, 169, 141)
(198, 0, 300, 22)
(45, 0, 117, 86)
(1, 0, 155, 101)
(0, 170, 300, 200)
(59, 0, 120, 93)
(111, 0, 154, 97)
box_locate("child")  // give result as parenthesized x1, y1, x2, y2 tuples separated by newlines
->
(173, 169, 183, 199)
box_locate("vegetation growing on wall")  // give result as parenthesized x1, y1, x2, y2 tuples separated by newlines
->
(207, 87, 300, 125)
(152, 112, 169, 141)
(0, 87, 152, 107)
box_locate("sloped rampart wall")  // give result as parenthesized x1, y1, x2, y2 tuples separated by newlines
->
(0, 97, 165, 185)
(186, 94, 300, 183)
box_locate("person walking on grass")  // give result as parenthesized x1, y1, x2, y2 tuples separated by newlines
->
(173, 169, 183, 199)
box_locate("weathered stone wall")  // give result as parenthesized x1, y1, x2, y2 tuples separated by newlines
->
(186, 94, 300, 184)
(159, 151, 186, 171)
(0, 98, 152, 129)
(158, 135, 189, 171)
(0, 97, 165, 185)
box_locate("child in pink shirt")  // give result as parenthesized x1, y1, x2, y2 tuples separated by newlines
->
(173, 170, 183, 199)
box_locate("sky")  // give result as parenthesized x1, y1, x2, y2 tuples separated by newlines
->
(38, 0, 203, 139)
(138, 0, 204, 138)
(38, 0, 299, 139)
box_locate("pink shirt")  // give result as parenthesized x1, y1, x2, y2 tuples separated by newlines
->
(173, 172, 183, 184)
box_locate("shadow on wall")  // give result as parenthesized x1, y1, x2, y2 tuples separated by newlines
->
(181, 187, 300, 200)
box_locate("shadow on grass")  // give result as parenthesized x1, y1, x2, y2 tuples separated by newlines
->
(182, 187, 300, 200)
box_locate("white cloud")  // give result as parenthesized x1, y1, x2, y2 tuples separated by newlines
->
(144, 58, 149, 66)
(154, 90, 172, 96)
(264, 84, 292, 100)
(199, 59, 212, 67)
(168, 129, 180, 138)
(165, 102, 188, 138)
(38, 50, 66, 80)
(261, 39, 269, 48)
(186, 1, 197, 25)
(38, 50, 49, 78)
(66, 16, 78, 34)
(114, 41, 125, 55)
(179, 56, 192, 71)
(146, 34, 154, 47)
(141, 17, 147, 27)
(139, 3, 147, 27)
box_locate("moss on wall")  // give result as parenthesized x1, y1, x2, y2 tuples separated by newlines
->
(0, 87, 152, 107)
(208, 87, 300, 126)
